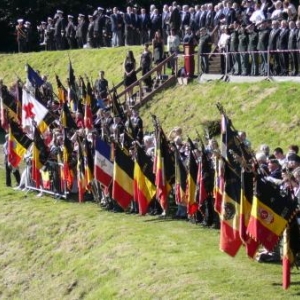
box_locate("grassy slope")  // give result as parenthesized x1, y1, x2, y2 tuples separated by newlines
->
(1, 179, 300, 299)
(1, 49, 300, 299)
(1, 47, 299, 150)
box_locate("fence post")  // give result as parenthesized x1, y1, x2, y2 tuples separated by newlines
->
(267, 48, 270, 78)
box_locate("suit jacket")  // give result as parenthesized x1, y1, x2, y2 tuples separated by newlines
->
(151, 14, 162, 33)
(110, 13, 123, 32)
(181, 11, 190, 29)
(170, 7, 181, 31)
(205, 10, 216, 29)
(277, 28, 289, 50)
(139, 13, 151, 31)
(257, 28, 270, 51)
(268, 28, 280, 50)
(288, 28, 298, 50)
(199, 11, 207, 29)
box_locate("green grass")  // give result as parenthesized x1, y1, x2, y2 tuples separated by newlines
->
(1, 173, 300, 299)
(1, 49, 300, 299)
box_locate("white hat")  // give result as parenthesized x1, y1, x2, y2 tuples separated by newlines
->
(98, 7, 104, 11)
(17, 19, 24, 23)
(56, 10, 63, 14)
(88, 15, 93, 18)
(25, 21, 31, 25)
(47, 17, 53, 21)
(78, 14, 85, 17)
(68, 15, 74, 19)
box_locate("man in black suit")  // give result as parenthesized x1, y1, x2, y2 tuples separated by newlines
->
(150, 8, 162, 40)
(139, 8, 151, 45)
(110, 7, 124, 47)
(161, 5, 170, 44)
(180, 5, 190, 39)
(169, 2, 181, 34)
(206, 3, 216, 32)
(124, 6, 135, 46)
(277, 20, 289, 75)
(198, 4, 208, 29)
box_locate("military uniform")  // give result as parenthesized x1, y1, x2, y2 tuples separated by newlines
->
(229, 28, 241, 75)
(238, 28, 249, 75)
(257, 26, 270, 75)
(198, 31, 212, 74)
(247, 29, 259, 76)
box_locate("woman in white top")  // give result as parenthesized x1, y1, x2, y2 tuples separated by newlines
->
(167, 28, 180, 75)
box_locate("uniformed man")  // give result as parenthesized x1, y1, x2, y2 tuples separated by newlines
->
(238, 23, 249, 76)
(16, 19, 27, 53)
(76, 14, 88, 48)
(247, 23, 259, 76)
(45, 17, 55, 51)
(54, 10, 66, 50)
(86, 15, 95, 48)
(257, 21, 270, 76)
(198, 27, 212, 74)
(65, 15, 77, 49)
(94, 7, 106, 48)
(288, 20, 298, 76)
(229, 21, 241, 75)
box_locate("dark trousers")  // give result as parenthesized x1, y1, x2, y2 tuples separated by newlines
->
(5, 161, 20, 187)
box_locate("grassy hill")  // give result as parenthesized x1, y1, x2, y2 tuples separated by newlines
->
(1, 49, 300, 299)
(1, 47, 299, 151)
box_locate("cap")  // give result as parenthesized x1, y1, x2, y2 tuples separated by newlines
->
(56, 10, 63, 14)
(88, 15, 93, 19)
(17, 19, 24, 23)
(41, 21, 46, 24)
(25, 21, 31, 25)
(98, 7, 104, 11)
(68, 15, 74, 19)
(47, 17, 53, 21)
(78, 14, 85, 17)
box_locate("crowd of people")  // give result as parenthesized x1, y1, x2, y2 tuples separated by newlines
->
(14, 1, 300, 76)
(1, 52, 300, 263)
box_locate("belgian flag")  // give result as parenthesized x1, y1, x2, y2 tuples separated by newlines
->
(219, 114, 242, 257)
(32, 127, 49, 188)
(185, 138, 198, 215)
(84, 138, 94, 189)
(213, 156, 224, 215)
(61, 102, 78, 129)
(154, 127, 175, 212)
(112, 142, 134, 210)
(8, 119, 32, 168)
(240, 170, 259, 258)
(247, 175, 298, 252)
(83, 79, 93, 130)
(1, 85, 18, 125)
(174, 147, 187, 205)
(55, 75, 67, 106)
(61, 128, 74, 191)
(133, 145, 156, 215)
(111, 87, 125, 121)
(76, 137, 86, 202)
